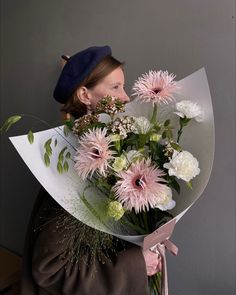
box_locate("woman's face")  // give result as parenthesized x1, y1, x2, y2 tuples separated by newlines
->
(77, 67, 130, 111)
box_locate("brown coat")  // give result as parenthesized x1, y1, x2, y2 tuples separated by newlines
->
(21, 187, 149, 295)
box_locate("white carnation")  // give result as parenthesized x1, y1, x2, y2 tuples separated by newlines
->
(174, 100, 203, 122)
(133, 116, 153, 134)
(163, 150, 200, 182)
(156, 186, 176, 211)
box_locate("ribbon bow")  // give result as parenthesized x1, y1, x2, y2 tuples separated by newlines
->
(143, 219, 178, 295)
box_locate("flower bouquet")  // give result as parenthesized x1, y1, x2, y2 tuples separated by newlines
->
(2, 68, 214, 294)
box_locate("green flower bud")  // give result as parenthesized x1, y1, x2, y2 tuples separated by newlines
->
(150, 133, 162, 142)
(112, 156, 127, 172)
(110, 134, 121, 142)
(107, 201, 124, 220)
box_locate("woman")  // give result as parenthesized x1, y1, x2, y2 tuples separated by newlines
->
(21, 46, 161, 295)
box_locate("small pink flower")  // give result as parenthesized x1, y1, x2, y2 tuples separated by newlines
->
(132, 70, 179, 105)
(113, 159, 171, 213)
(74, 128, 114, 179)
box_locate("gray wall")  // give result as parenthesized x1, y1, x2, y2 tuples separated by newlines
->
(0, 0, 235, 294)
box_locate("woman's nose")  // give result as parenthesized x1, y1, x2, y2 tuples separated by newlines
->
(121, 90, 130, 103)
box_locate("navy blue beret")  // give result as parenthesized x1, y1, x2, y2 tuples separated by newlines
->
(53, 45, 112, 103)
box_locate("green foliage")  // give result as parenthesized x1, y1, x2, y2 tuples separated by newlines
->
(63, 161, 69, 172)
(44, 153, 50, 167)
(186, 181, 193, 189)
(42, 137, 70, 174)
(65, 151, 71, 159)
(27, 130, 34, 144)
(177, 117, 192, 142)
(64, 119, 74, 130)
(161, 118, 174, 141)
(153, 123, 161, 133)
(58, 146, 67, 162)
(63, 125, 70, 137)
(180, 116, 191, 128)
(43, 138, 53, 167)
(164, 119, 170, 126)
(0, 115, 22, 132)
(168, 177, 181, 194)
(44, 138, 52, 155)
(121, 133, 139, 150)
(57, 161, 63, 174)
(57, 146, 69, 174)
(170, 142, 182, 152)
(162, 130, 167, 139)
(149, 141, 166, 162)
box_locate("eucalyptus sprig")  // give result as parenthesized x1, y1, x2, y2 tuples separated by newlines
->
(1, 113, 76, 173)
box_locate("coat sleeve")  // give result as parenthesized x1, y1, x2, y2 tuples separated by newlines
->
(30, 189, 149, 295)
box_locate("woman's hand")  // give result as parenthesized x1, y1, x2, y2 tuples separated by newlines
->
(142, 247, 162, 276)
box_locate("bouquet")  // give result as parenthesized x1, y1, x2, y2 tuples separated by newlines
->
(1, 68, 214, 295)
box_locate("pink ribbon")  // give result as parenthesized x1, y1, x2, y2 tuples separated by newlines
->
(143, 219, 178, 295)
(155, 239, 178, 295)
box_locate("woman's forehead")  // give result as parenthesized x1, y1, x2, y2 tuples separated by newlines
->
(103, 67, 125, 84)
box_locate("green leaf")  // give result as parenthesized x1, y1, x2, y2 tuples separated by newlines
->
(114, 140, 121, 153)
(168, 177, 181, 194)
(153, 123, 161, 133)
(63, 125, 70, 137)
(166, 129, 173, 140)
(164, 119, 170, 127)
(170, 142, 182, 152)
(162, 131, 167, 139)
(180, 117, 191, 128)
(186, 181, 193, 189)
(44, 153, 50, 167)
(57, 162, 63, 174)
(27, 130, 34, 144)
(63, 161, 69, 172)
(65, 151, 71, 159)
(58, 146, 67, 162)
(44, 138, 52, 156)
(0, 115, 22, 132)
(64, 119, 73, 129)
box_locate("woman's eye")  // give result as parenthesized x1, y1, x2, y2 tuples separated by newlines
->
(113, 85, 119, 89)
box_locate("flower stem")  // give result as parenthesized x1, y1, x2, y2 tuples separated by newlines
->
(149, 273, 161, 295)
(177, 117, 191, 143)
(150, 104, 158, 124)
(177, 127, 183, 143)
(142, 211, 149, 233)
(120, 219, 147, 235)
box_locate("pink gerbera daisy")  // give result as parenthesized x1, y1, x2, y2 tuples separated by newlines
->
(113, 159, 170, 213)
(74, 128, 114, 180)
(132, 70, 179, 105)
